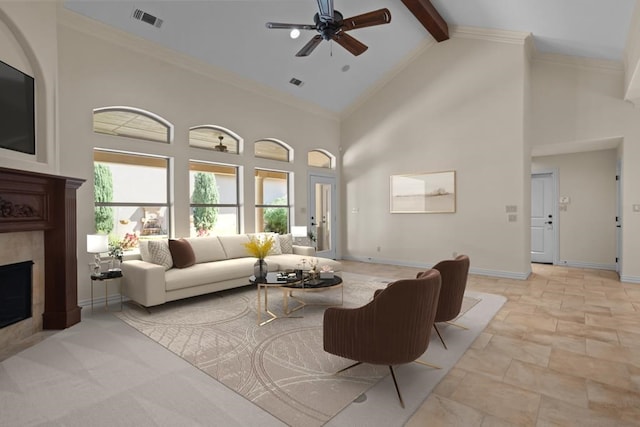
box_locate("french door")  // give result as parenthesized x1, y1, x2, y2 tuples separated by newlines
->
(308, 174, 337, 260)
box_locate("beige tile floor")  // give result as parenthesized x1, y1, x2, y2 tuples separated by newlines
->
(3, 261, 639, 425)
(340, 261, 640, 426)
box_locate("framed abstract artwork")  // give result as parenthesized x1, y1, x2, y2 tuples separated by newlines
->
(390, 170, 456, 213)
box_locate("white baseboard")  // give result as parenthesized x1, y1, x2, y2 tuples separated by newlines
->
(342, 255, 531, 280)
(470, 267, 530, 281)
(557, 260, 617, 271)
(620, 275, 640, 284)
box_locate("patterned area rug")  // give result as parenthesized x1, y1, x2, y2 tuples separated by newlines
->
(115, 272, 483, 426)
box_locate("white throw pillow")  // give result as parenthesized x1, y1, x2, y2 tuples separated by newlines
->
(147, 240, 173, 271)
(139, 240, 151, 262)
(279, 233, 293, 254)
(265, 233, 282, 255)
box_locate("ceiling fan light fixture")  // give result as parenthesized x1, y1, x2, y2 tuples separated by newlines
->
(214, 135, 228, 152)
(290, 28, 301, 39)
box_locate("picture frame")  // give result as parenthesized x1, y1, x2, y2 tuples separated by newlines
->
(390, 170, 456, 213)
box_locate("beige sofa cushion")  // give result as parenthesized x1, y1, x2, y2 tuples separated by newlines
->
(165, 258, 255, 291)
(218, 234, 251, 259)
(185, 236, 227, 263)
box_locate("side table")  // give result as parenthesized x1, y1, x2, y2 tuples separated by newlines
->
(90, 270, 123, 312)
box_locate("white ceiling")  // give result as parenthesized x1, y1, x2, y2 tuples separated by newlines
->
(63, 0, 636, 113)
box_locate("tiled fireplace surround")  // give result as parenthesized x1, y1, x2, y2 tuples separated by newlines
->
(0, 231, 45, 349)
(0, 167, 84, 348)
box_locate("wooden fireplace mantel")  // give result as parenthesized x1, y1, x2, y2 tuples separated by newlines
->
(0, 166, 85, 329)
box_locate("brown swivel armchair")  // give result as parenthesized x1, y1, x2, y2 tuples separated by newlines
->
(420, 255, 470, 349)
(323, 269, 441, 408)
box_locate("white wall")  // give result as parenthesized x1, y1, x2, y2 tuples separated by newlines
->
(55, 10, 341, 303)
(532, 150, 617, 268)
(0, 1, 58, 172)
(341, 35, 531, 278)
(624, 0, 640, 103)
(531, 57, 640, 282)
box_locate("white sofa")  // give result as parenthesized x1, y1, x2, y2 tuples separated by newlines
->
(121, 233, 341, 307)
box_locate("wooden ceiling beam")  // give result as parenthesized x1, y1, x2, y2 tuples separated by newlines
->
(401, 0, 449, 42)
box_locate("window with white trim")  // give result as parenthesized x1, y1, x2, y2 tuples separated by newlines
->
(308, 149, 334, 168)
(254, 139, 291, 162)
(93, 150, 170, 249)
(189, 161, 240, 236)
(93, 107, 172, 143)
(255, 169, 290, 234)
(189, 126, 240, 154)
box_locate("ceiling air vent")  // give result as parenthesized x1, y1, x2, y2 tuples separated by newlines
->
(132, 8, 163, 28)
(289, 78, 304, 87)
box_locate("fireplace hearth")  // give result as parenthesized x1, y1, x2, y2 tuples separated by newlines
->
(0, 260, 34, 329)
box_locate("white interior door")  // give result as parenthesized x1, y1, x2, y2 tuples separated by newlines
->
(308, 174, 336, 260)
(531, 173, 555, 264)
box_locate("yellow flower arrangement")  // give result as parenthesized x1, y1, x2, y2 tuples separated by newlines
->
(244, 235, 275, 259)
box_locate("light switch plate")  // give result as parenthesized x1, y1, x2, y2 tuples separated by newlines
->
(633, 204, 640, 212)
(559, 196, 570, 204)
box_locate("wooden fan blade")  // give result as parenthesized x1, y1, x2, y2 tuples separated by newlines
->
(332, 32, 368, 56)
(316, 0, 334, 22)
(296, 35, 323, 57)
(342, 8, 391, 31)
(266, 22, 316, 30)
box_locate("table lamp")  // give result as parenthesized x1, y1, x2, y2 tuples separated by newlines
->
(87, 234, 108, 275)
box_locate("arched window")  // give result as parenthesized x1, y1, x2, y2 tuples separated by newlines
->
(93, 107, 172, 143)
(189, 126, 240, 154)
(254, 138, 291, 162)
(308, 150, 335, 169)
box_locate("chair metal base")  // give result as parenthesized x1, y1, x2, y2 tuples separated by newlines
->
(413, 359, 442, 369)
(434, 321, 468, 349)
(334, 361, 406, 409)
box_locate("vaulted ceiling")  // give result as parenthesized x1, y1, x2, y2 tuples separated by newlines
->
(63, 0, 636, 113)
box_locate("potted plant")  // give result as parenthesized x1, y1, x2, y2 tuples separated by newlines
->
(108, 240, 123, 271)
(244, 235, 275, 280)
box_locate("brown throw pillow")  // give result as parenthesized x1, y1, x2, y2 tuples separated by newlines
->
(168, 238, 196, 268)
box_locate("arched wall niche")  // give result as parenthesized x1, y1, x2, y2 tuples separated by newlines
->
(0, 7, 50, 167)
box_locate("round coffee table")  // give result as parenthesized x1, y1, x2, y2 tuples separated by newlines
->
(281, 275, 343, 315)
(250, 272, 302, 326)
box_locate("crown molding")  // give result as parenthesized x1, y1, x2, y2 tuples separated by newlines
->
(451, 25, 531, 45)
(531, 136, 623, 157)
(57, 6, 340, 122)
(533, 51, 624, 73)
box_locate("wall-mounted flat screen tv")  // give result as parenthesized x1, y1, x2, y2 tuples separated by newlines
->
(0, 59, 35, 155)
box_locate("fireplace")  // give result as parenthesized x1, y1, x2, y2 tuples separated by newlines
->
(0, 260, 34, 329)
(0, 167, 84, 334)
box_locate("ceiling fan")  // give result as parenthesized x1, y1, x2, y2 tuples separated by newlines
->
(266, 0, 391, 57)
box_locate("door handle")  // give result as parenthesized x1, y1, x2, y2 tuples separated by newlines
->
(545, 221, 553, 225)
